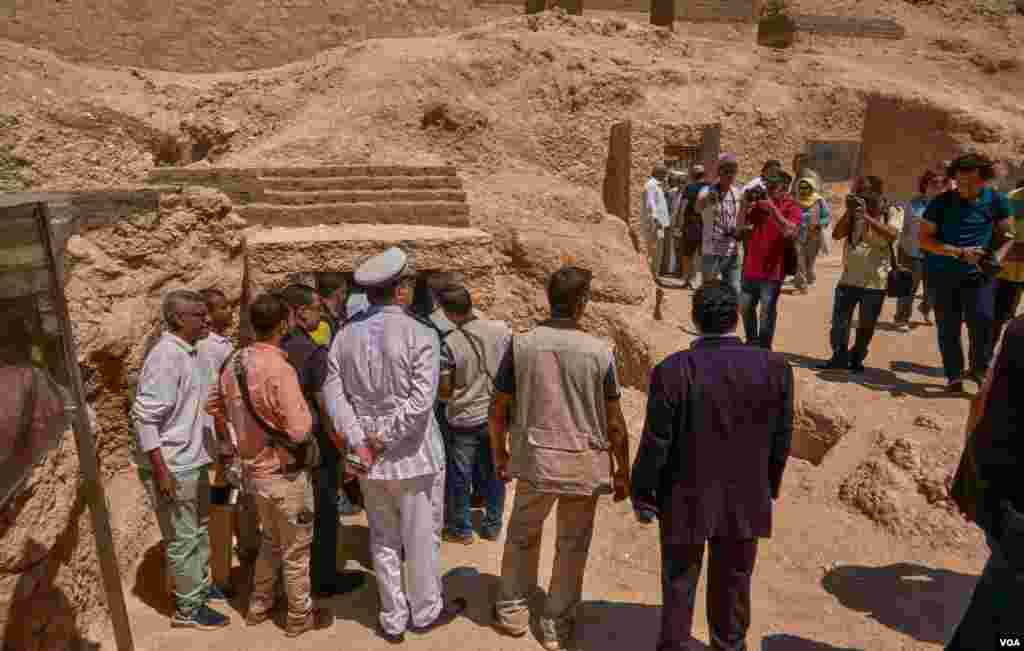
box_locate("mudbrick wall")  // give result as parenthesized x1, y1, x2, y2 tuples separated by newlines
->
(0, 0, 475, 73)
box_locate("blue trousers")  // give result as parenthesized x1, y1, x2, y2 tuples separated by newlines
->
(702, 253, 742, 296)
(928, 269, 996, 381)
(829, 284, 885, 365)
(444, 422, 506, 538)
(741, 279, 783, 350)
(310, 429, 340, 591)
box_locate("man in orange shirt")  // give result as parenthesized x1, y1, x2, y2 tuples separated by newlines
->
(208, 292, 330, 638)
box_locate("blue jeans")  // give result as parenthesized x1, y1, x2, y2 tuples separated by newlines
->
(741, 279, 783, 350)
(829, 284, 885, 365)
(444, 422, 506, 538)
(928, 269, 996, 381)
(702, 252, 742, 295)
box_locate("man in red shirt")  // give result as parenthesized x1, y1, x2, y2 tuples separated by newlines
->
(740, 172, 802, 350)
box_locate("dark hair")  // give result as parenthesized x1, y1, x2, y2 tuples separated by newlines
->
(367, 284, 398, 305)
(280, 284, 318, 309)
(427, 272, 464, 292)
(692, 281, 739, 335)
(437, 286, 472, 316)
(918, 170, 939, 196)
(250, 292, 290, 340)
(762, 159, 783, 174)
(199, 287, 226, 306)
(410, 275, 434, 317)
(853, 175, 884, 196)
(317, 273, 347, 299)
(547, 266, 592, 318)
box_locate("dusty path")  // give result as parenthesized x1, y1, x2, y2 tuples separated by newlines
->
(110, 252, 989, 651)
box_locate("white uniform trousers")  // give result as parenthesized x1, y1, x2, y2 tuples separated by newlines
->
(361, 470, 445, 635)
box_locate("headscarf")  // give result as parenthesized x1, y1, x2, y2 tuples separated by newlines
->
(796, 175, 822, 209)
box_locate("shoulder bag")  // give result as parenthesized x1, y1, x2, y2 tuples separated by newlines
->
(231, 350, 320, 473)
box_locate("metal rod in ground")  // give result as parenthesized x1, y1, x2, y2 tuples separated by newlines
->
(36, 202, 135, 651)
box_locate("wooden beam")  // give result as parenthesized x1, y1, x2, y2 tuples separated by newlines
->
(36, 203, 135, 651)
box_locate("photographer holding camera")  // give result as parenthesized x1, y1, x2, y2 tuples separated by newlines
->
(819, 176, 902, 373)
(919, 151, 1013, 393)
(740, 171, 801, 350)
(695, 153, 745, 295)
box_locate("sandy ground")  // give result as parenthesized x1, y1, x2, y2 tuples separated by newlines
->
(113, 251, 990, 651)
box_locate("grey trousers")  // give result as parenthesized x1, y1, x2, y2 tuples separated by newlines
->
(361, 472, 445, 635)
(495, 482, 599, 644)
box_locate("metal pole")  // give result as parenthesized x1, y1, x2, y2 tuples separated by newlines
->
(36, 203, 135, 651)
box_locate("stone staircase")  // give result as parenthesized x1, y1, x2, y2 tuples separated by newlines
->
(146, 165, 470, 228)
(145, 165, 494, 307)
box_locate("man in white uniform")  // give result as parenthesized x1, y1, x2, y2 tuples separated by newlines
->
(323, 248, 466, 644)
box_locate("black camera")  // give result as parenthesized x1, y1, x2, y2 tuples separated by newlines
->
(745, 186, 768, 203)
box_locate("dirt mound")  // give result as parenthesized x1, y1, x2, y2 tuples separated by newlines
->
(838, 428, 980, 549)
(0, 0, 477, 73)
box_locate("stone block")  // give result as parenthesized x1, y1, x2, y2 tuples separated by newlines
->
(602, 121, 632, 222)
(804, 141, 863, 184)
(757, 14, 796, 48)
(245, 224, 496, 309)
(676, 0, 756, 22)
(651, 0, 675, 27)
(861, 94, 971, 201)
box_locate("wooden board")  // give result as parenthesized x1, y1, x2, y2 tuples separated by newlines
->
(675, 0, 756, 22)
(790, 14, 906, 39)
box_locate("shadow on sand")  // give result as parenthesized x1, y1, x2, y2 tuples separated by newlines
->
(821, 562, 976, 645)
(783, 353, 966, 400)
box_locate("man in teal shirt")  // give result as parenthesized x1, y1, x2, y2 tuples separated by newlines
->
(919, 152, 1013, 393)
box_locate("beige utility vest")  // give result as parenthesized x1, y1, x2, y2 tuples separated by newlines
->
(508, 323, 614, 497)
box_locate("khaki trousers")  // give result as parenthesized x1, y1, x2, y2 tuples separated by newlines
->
(496, 482, 599, 643)
(250, 470, 315, 626)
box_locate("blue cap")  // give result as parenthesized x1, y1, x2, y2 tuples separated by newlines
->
(354, 247, 408, 288)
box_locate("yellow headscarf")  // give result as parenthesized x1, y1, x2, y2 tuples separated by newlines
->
(796, 176, 821, 209)
(310, 319, 333, 347)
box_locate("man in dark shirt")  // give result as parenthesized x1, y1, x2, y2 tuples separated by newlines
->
(280, 284, 365, 598)
(946, 316, 1024, 649)
(919, 152, 1013, 392)
(676, 165, 708, 288)
(631, 282, 794, 651)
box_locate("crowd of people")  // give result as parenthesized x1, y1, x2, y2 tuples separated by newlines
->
(120, 146, 1023, 651)
(642, 149, 1023, 388)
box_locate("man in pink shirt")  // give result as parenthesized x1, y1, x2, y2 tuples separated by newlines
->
(740, 172, 802, 350)
(208, 292, 330, 638)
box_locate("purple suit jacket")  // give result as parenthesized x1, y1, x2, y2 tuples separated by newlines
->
(631, 335, 794, 544)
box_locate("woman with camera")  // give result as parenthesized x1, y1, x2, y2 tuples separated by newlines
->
(919, 152, 1014, 393)
(819, 176, 902, 373)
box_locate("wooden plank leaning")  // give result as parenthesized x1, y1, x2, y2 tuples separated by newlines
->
(36, 202, 135, 651)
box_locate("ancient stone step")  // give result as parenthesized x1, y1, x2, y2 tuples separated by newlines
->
(254, 165, 458, 178)
(258, 175, 464, 192)
(261, 189, 468, 205)
(238, 202, 471, 228)
(245, 223, 496, 309)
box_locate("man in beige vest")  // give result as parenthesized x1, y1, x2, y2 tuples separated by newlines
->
(490, 266, 632, 651)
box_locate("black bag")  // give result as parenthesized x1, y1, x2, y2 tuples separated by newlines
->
(232, 350, 320, 473)
(886, 244, 914, 299)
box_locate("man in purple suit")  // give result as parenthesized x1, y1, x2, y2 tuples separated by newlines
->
(631, 281, 794, 651)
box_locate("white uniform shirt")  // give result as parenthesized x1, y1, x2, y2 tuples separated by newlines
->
(324, 305, 444, 481)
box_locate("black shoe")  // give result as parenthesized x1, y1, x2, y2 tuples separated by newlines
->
(379, 628, 406, 644)
(849, 360, 866, 374)
(411, 598, 467, 634)
(312, 571, 366, 597)
(817, 359, 848, 371)
(947, 380, 965, 394)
